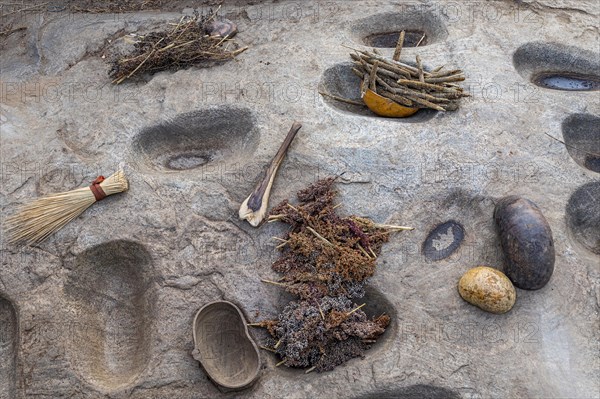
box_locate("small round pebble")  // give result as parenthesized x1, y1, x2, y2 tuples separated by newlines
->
(458, 266, 516, 314)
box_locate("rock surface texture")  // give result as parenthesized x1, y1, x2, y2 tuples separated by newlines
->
(0, 1, 598, 398)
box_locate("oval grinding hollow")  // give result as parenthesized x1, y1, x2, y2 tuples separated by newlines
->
(351, 10, 448, 47)
(318, 62, 437, 122)
(561, 113, 600, 173)
(192, 301, 260, 391)
(422, 220, 465, 261)
(513, 42, 600, 90)
(566, 182, 600, 254)
(0, 296, 17, 399)
(364, 30, 427, 48)
(132, 107, 259, 173)
(64, 240, 154, 391)
(533, 73, 600, 91)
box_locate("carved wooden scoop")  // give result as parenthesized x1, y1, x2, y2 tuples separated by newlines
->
(239, 121, 302, 226)
(192, 301, 260, 391)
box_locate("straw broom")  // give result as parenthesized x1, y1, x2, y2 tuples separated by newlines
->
(4, 170, 128, 245)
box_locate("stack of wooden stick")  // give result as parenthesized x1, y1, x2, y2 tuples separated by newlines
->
(348, 31, 469, 111)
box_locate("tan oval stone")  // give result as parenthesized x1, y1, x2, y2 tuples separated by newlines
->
(458, 266, 516, 314)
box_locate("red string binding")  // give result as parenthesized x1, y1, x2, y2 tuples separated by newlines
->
(89, 176, 107, 201)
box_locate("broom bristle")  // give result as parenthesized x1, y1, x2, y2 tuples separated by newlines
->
(4, 170, 128, 245)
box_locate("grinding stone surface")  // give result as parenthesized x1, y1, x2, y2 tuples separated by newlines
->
(0, 1, 599, 398)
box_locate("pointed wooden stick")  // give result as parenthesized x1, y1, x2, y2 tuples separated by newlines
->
(416, 55, 424, 83)
(392, 30, 405, 61)
(415, 34, 426, 47)
(368, 60, 379, 92)
(397, 79, 460, 93)
(424, 74, 465, 83)
(343, 45, 432, 76)
(239, 122, 302, 227)
(319, 91, 364, 106)
(544, 132, 600, 156)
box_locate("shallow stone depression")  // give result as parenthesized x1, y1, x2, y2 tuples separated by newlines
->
(353, 384, 460, 399)
(361, 285, 397, 351)
(562, 114, 600, 173)
(566, 182, 600, 255)
(407, 189, 502, 267)
(0, 296, 17, 399)
(64, 240, 154, 391)
(422, 220, 465, 262)
(352, 10, 447, 48)
(513, 42, 600, 91)
(319, 62, 437, 122)
(276, 286, 396, 377)
(365, 30, 428, 48)
(133, 107, 259, 173)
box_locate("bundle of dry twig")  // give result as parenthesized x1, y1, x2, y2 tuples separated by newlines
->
(109, 13, 247, 84)
(5, 170, 128, 245)
(347, 31, 469, 112)
(70, 0, 163, 13)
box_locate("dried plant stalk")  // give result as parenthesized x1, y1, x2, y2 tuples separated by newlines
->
(392, 30, 405, 61)
(368, 60, 379, 92)
(110, 14, 247, 84)
(416, 55, 425, 83)
(250, 178, 409, 373)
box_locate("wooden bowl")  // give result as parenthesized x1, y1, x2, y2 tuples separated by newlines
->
(362, 89, 418, 117)
(192, 301, 260, 391)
